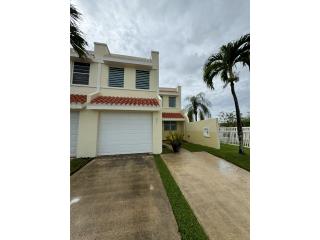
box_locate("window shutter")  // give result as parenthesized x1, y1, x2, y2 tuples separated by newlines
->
(109, 67, 124, 87)
(136, 70, 150, 89)
(73, 62, 90, 85)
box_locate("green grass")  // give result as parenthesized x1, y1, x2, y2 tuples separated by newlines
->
(162, 144, 174, 154)
(182, 142, 250, 171)
(154, 154, 208, 240)
(70, 158, 93, 175)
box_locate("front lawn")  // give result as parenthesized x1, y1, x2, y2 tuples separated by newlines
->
(182, 142, 250, 171)
(70, 158, 93, 175)
(154, 154, 208, 240)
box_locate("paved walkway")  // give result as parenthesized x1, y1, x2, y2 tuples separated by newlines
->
(71, 154, 180, 240)
(161, 149, 249, 240)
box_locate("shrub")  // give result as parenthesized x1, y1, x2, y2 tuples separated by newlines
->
(166, 132, 184, 152)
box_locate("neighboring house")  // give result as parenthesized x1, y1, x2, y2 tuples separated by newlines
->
(70, 42, 185, 157)
(159, 87, 185, 140)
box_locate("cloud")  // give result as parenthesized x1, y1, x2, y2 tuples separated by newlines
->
(72, 0, 250, 117)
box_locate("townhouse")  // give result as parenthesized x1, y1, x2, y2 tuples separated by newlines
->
(70, 42, 185, 157)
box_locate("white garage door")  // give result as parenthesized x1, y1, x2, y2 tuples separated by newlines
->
(70, 111, 79, 157)
(98, 112, 153, 155)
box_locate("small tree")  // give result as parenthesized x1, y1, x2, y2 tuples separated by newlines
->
(219, 111, 250, 127)
(219, 111, 236, 127)
(184, 92, 212, 122)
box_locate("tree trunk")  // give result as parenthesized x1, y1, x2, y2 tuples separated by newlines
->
(230, 81, 244, 154)
(194, 110, 198, 121)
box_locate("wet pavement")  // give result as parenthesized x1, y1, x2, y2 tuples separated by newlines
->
(161, 149, 250, 240)
(71, 154, 180, 240)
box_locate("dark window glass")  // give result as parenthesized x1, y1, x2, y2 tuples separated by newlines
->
(170, 121, 177, 130)
(169, 96, 176, 107)
(164, 121, 177, 131)
(73, 62, 90, 85)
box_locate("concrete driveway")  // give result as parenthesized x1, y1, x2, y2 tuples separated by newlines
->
(71, 154, 180, 240)
(161, 149, 249, 240)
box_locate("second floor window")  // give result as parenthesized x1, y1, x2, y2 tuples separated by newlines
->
(169, 96, 176, 107)
(109, 67, 124, 87)
(72, 62, 90, 85)
(136, 70, 150, 89)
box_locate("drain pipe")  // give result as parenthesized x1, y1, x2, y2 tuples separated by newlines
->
(96, 61, 102, 91)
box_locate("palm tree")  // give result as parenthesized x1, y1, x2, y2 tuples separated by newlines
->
(70, 4, 88, 58)
(184, 92, 212, 122)
(203, 34, 250, 154)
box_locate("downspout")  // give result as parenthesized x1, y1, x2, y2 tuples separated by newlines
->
(97, 62, 102, 91)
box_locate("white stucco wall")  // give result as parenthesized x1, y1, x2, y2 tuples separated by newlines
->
(184, 119, 220, 149)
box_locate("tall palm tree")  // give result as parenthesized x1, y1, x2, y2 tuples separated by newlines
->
(184, 92, 212, 122)
(203, 34, 250, 154)
(70, 4, 88, 58)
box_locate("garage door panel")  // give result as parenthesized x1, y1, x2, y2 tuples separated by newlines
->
(98, 144, 152, 155)
(70, 112, 79, 156)
(98, 112, 153, 155)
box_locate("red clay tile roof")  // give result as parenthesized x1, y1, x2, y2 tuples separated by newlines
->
(91, 96, 160, 107)
(162, 112, 185, 119)
(70, 94, 87, 104)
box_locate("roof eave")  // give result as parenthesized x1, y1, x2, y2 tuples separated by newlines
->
(87, 104, 161, 112)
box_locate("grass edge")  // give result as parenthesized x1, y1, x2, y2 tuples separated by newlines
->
(70, 157, 94, 176)
(153, 154, 209, 240)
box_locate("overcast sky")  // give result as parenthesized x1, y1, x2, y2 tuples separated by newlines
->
(73, 0, 250, 117)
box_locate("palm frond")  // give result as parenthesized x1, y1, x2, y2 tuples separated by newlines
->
(234, 50, 250, 69)
(196, 92, 212, 107)
(183, 104, 193, 113)
(70, 4, 88, 58)
(233, 33, 250, 51)
(199, 103, 210, 116)
(187, 109, 194, 122)
(184, 92, 212, 121)
(203, 61, 225, 89)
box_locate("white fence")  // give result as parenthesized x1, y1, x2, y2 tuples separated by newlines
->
(219, 127, 250, 148)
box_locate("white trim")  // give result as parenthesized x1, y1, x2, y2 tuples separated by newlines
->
(87, 104, 161, 112)
(94, 42, 110, 53)
(104, 58, 152, 70)
(87, 91, 100, 103)
(100, 86, 157, 92)
(162, 118, 185, 122)
(159, 92, 179, 96)
(161, 107, 181, 110)
(70, 84, 95, 88)
(70, 104, 85, 109)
